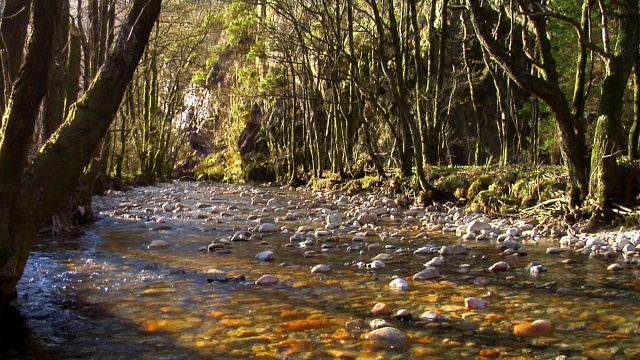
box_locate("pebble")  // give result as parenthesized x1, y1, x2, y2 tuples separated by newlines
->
(258, 223, 278, 232)
(255, 274, 279, 285)
(311, 264, 331, 274)
(388, 277, 409, 290)
(369, 318, 393, 330)
(412, 266, 440, 280)
(147, 240, 170, 249)
(371, 302, 393, 315)
(464, 297, 488, 310)
(607, 263, 623, 271)
(255, 250, 276, 262)
(364, 327, 408, 350)
(488, 261, 510, 272)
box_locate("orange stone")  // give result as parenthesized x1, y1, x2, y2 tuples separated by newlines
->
(371, 302, 393, 315)
(218, 318, 252, 327)
(513, 319, 553, 337)
(484, 313, 505, 322)
(478, 348, 500, 358)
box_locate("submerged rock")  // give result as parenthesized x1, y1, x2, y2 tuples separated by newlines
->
(148, 240, 170, 249)
(255, 250, 276, 262)
(364, 327, 408, 350)
(255, 274, 279, 285)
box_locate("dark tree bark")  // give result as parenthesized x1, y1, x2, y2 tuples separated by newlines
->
(0, 0, 32, 115)
(0, 0, 161, 310)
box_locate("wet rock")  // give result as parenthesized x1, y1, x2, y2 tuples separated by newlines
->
(161, 202, 175, 212)
(424, 257, 443, 267)
(255, 250, 276, 262)
(529, 264, 547, 274)
(364, 327, 408, 350)
(371, 253, 393, 261)
(258, 223, 278, 232)
(607, 263, 623, 271)
(369, 318, 393, 330)
(207, 243, 225, 252)
(255, 274, 279, 285)
(327, 213, 342, 227)
(148, 240, 170, 249)
(412, 266, 440, 280)
(388, 277, 409, 290)
(371, 302, 393, 315)
(546, 247, 561, 254)
(464, 297, 488, 310)
(369, 260, 386, 269)
(474, 277, 490, 286)
(395, 309, 412, 321)
(206, 273, 228, 283)
(513, 319, 553, 337)
(488, 261, 510, 272)
(311, 264, 331, 274)
(466, 219, 490, 234)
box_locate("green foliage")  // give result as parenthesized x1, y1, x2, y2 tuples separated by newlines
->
(467, 175, 493, 199)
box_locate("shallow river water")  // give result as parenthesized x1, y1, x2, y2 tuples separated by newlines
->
(2, 182, 640, 359)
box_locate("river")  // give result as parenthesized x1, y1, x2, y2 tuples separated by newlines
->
(2, 181, 639, 359)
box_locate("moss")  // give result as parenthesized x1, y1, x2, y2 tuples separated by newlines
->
(469, 190, 516, 214)
(467, 175, 493, 198)
(435, 173, 468, 195)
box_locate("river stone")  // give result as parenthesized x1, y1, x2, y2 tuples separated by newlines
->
(258, 223, 278, 232)
(365, 327, 408, 350)
(388, 277, 409, 290)
(369, 260, 386, 269)
(546, 247, 561, 254)
(464, 297, 488, 310)
(255, 250, 275, 262)
(466, 219, 490, 234)
(488, 261, 510, 272)
(255, 274, 279, 285)
(424, 257, 443, 267)
(395, 309, 412, 321)
(327, 213, 342, 227)
(412, 266, 440, 280)
(148, 240, 170, 249)
(311, 264, 331, 274)
(371, 302, 393, 315)
(607, 263, 623, 271)
(161, 202, 175, 212)
(371, 253, 393, 261)
(369, 318, 393, 330)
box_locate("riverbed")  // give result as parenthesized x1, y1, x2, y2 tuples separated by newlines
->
(2, 181, 640, 359)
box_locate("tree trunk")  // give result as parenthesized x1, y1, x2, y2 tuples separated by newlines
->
(0, 0, 161, 310)
(0, 0, 32, 116)
(590, 0, 638, 208)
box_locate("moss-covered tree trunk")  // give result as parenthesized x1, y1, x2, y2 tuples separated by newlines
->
(0, 0, 161, 310)
(590, 1, 638, 208)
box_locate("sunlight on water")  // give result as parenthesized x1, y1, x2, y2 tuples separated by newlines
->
(7, 182, 640, 359)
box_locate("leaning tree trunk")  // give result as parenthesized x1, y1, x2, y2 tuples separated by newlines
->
(0, 0, 161, 309)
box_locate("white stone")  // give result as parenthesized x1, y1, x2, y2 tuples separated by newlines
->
(147, 240, 170, 249)
(424, 257, 443, 266)
(388, 277, 409, 290)
(369, 260, 386, 269)
(607, 263, 623, 271)
(258, 223, 278, 232)
(255, 274, 279, 285)
(311, 264, 331, 274)
(546, 247, 561, 254)
(255, 250, 275, 262)
(371, 253, 393, 261)
(161, 202, 175, 212)
(412, 266, 440, 280)
(327, 213, 342, 227)
(506, 227, 520, 237)
(464, 297, 488, 310)
(466, 219, 490, 234)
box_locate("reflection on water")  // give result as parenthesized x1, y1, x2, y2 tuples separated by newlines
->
(2, 182, 640, 359)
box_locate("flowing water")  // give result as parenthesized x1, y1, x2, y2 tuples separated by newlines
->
(2, 182, 640, 359)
